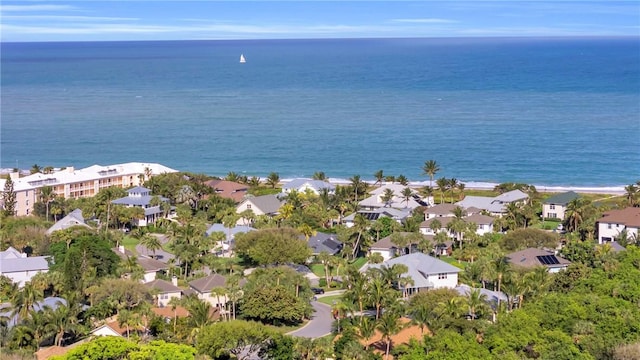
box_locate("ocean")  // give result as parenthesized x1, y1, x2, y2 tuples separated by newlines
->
(1, 37, 639, 189)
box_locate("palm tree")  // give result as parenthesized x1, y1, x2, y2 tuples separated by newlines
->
(39, 185, 55, 221)
(312, 171, 327, 181)
(565, 198, 588, 233)
(30, 164, 42, 174)
(374, 170, 384, 187)
(401, 187, 413, 208)
(396, 175, 408, 186)
(448, 178, 459, 204)
(624, 183, 638, 207)
(318, 251, 332, 286)
(408, 303, 432, 335)
(11, 283, 43, 321)
(492, 256, 511, 293)
(349, 175, 364, 203)
(140, 234, 162, 259)
(436, 177, 448, 204)
(376, 311, 404, 360)
(422, 160, 440, 189)
(358, 316, 376, 349)
(381, 188, 395, 207)
(44, 300, 81, 346)
(266, 172, 280, 189)
(466, 288, 488, 320)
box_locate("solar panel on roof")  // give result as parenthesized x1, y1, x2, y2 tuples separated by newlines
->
(323, 239, 341, 251)
(362, 213, 379, 220)
(536, 255, 560, 265)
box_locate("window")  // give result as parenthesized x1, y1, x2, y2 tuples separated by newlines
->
(438, 273, 447, 279)
(549, 213, 557, 219)
(608, 224, 612, 229)
(247, 204, 252, 209)
(550, 204, 555, 210)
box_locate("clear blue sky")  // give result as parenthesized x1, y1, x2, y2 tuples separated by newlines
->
(1, 1, 638, 42)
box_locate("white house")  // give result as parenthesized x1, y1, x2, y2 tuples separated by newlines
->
(0, 247, 49, 287)
(542, 191, 580, 220)
(282, 178, 335, 195)
(368, 233, 427, 261)
(456, 190, 528, 217)
(145, 278, 182, 307)
(419, 213, 494, 237)
(365, 253, 460, 295)
(343, 207, 412, 228)
(424, 204, 458, 219)
(597, 207, 640, 244)
(113, 246, 167, 283)
(111, 186, 169, 227)
(358, 184, 427, 211)
(188, 274, 246, 309)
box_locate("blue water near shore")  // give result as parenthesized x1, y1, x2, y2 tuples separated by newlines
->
(1, 37, 639, 188)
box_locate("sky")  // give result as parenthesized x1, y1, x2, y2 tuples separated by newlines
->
(1, 1, 639, 42)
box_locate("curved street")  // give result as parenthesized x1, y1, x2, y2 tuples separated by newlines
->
(287, 290, 344, 338)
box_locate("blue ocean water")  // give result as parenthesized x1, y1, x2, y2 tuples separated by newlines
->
(1, 37, 639, 187)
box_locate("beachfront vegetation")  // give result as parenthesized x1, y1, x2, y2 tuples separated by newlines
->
(0, 168, 639, 359)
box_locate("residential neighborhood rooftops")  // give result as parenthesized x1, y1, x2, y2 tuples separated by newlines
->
(424, 203, 458, 216)
(367, 252, 460, 289)
(204, 179, 248, 203)
(238, 194, 283, 215)
(543, 191, 580, 205)
(189, 273, 246, 293)
(282, 178, 335, 192)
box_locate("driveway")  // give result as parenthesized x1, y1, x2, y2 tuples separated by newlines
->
(287, 301, 334, 338)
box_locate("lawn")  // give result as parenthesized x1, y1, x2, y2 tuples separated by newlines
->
(438, 256, 468, 270)
(350, 257, 368, 269)
(317, 295, 342, 306)
(121, 236, 139, 254)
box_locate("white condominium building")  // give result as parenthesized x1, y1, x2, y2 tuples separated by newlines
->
(0, 162, 178, 216)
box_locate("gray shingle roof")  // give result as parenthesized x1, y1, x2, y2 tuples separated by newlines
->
(0, 256, 49, 273)
(189, 274, 229, 293)
(206, 224, 255, 238)
(543, 191, 580, 206)
(145, 279, 182, 293)
(306, 232, 342, 255)
(506, 248, 571, 268)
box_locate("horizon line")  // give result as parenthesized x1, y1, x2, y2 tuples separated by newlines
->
(2, 34, 639, 44)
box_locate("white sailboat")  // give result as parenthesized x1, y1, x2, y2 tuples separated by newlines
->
(239, 54, 246, 63)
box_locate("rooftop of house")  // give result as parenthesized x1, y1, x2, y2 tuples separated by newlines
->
(204, 179, 248, 203)
(145, 279, 182, 294)
(306, 232, 343, 255)
(46, 209, 91, 235)
(456, 189, 528, 214)
(506, 248, 571, 268)
(238, 194, 283, 214)
(424, 203, 459, 216)
(370, 232, 430, 250)
(599, 207, 640, 227)
(189, 273, 246, 293)
(112, 247, 167, 272)
(205, 224, 255, 238)
(543, 191, 580, 206)
(343, 207, 412, 222)
(282, 178, 336, 191)
(0, 247, 49, 273)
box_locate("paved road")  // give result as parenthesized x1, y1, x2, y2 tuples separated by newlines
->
(287, 301, 334, 338)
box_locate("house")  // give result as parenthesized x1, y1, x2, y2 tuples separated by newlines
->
(542, 191, 580, 220)
(419, 213, 494, 237)
(306, 232, 343, 256)
(111, 186, 169, 227)
(282, 178, 336, 195)
(0, 247, 49, 287)
(46, 208, 91, 235)
(113, 246, 168, 283)
(358, 184, 426, 210)
(0, 162, 177, 216)
(365, 253, 460, 294)
(368, 233, 428, 261)
(90, 322, 124, 337)
(343, 207, 412, 228)
(597, 207, 640, 244)
(506, 248, 571, 273)
(206, 224, 255, 256)
(204, 179, 249, 203)
(236, 194, 283, 217)
(188, 274, 245, 309)
(456, 189, 529, 217)
(434, 240, 454, 256)
(145, 278, 182, 307)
